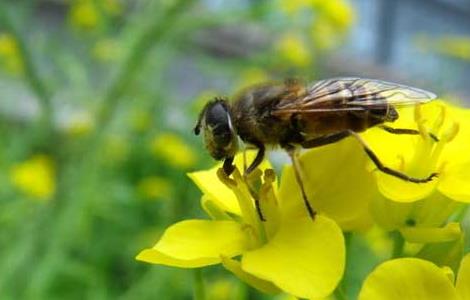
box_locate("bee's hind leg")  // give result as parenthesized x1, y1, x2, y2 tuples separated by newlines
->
(284, 145, 317, 220)
(378, 125, 439, 142)
(348, 130, 438, 183)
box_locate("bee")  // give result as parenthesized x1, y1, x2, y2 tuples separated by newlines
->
(194, 77, 438, 218)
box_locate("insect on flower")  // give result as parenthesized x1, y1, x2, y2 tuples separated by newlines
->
(194, 77, 438, 219)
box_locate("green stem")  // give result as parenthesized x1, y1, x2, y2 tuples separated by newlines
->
(391, 231, 405, 258)
(452, 204, 469, 223)
(94, 0, 193, 135)
(193, 269, 206, 300)
(0, 3, 53, 131)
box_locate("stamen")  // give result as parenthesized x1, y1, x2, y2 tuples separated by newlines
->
(442, 122, 460, 144)
(431, 104, 446, 134)
(414, 105, 430, 140)
(217, 168, 237, 187)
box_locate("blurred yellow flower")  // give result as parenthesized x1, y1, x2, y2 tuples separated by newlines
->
(137, 152, 345, 299)
(278, 0, 325, 16)
(276, 34, 312, 67)
(69, 0, 100, 31)
(64, 113, 95, 137)
(359, 255, 470, 300)
(235, 67, 270, 92)
(150, 133, 197, 169)
(102, 0, 122, 16)
(319, 0, 355, 32)
(137, 176, 172, 200)
(69, 0, 123, 31)
(0, 33, 23, 75)
(434, 35, 470, 61)
(310, 18, 338, 51)
(10, 155, 56, 201)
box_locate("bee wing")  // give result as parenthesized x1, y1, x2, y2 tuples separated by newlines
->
(273, 77, 436, 114)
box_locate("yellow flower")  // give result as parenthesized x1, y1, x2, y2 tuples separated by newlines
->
(63, 112, 95, 137)
(10, 155, 56, 201)
(359, 254, 470, 300)
(234, 67, 270, 92)
(434, 35, 470, 61)
(0, 33, 23, 75)
(363, 101, 470, 203)
(277, 0, 315, 16)
(279, 138, 376, 231)
(69, 0, 100, 31)
(137, 176, 172, 200)
(276, 34, 312, 68)
(150, 133, 197, 169)
(318, 0, 355, 32)
(137, 152, 345, 299)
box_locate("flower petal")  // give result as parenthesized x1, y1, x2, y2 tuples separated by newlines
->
(221, 257, 281, 295)
(399, 222, 461, 243)
(188, 151, 273, 215)
(456, 254, 470, 300)
(241, 215, 345, 299)
(374, 171, 437, 202)
(359, 258, 459, 300)
(438, 160, 470, 203)
(136, 220, 250, 268)
(278, 138, 376, 230)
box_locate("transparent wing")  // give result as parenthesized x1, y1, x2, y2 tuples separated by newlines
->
(273, 77, 436, 114)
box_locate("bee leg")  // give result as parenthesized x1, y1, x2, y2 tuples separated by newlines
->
(243, 144, 266, 222)
(284, 145, 317, 220)
(379, 125, 439, 142)
(245, 143, 265, 175)
(301, 131, 350, 148)
(223, 156, 235, 175)
(348, 130, 438, 183)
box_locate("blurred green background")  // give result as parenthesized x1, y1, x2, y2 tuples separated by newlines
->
(0, 0, 469, 299)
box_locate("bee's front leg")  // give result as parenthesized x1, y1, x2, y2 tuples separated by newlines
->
(244, 143, 265, 175)
(223, 157, 235, 175)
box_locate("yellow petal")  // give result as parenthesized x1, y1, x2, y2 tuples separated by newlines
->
(188, 151, 273, 215)
(241, 215, 345, 299)
(221, 257, 281, 295)
(371, 192, 459, 231)
(136, 220, 250, 268)
(278, 138, 375, 230)
(456, 254, 470, 300)
(374, 171, 437, 202)
(438, 160, 470, 203)
(399, 222, 461, 243)
(359, 258, 459, 300)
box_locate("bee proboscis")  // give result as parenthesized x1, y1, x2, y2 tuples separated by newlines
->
(194, 77, 438, 219)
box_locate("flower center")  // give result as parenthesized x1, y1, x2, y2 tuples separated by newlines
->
(406, 104, 459, 177)
(217, 167, 281, 248)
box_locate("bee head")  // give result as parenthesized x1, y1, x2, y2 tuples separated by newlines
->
(194, 98, 239, 161)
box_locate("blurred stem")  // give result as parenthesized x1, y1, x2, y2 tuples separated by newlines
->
(333, 232, 351, 300)
(94, 0, 193, 135)
(0, 3, 53, 131)
(391, 231, 404, 258)
(451, 204, 469, 223)
(193, 269, 206, 300)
